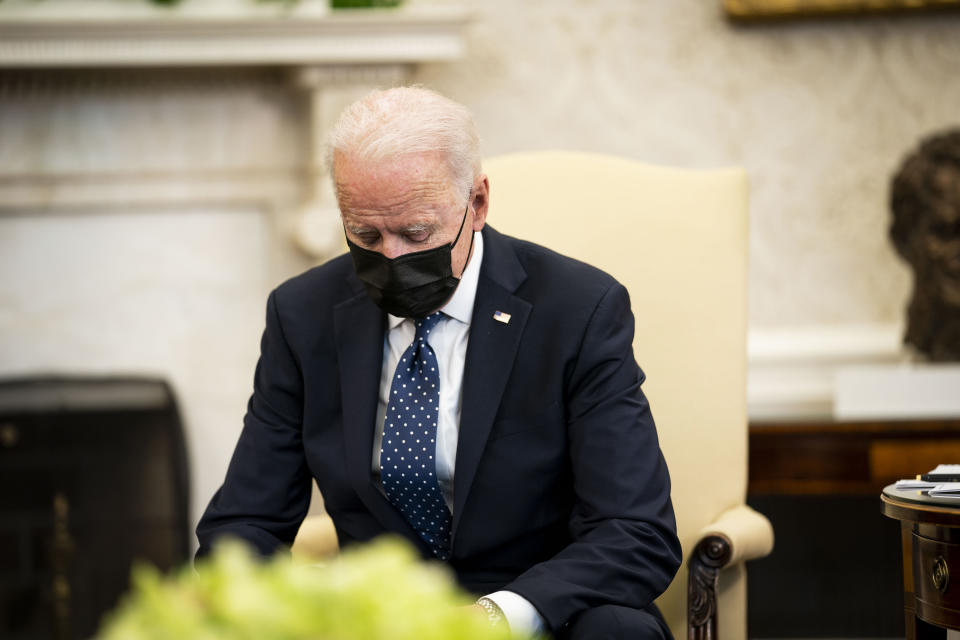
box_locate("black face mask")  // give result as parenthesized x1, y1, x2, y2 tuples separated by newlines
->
(346, 203, 475, 318)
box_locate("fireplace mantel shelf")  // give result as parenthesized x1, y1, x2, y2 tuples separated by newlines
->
(0, 4, 470, 68)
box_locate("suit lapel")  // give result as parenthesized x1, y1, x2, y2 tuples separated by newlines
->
(333, 289, 426, 547)
(452, 227, 530, 539)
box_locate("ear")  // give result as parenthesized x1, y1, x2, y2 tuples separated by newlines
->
(471, 174, 490, 231)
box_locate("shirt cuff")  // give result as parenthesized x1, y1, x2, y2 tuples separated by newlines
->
(483, 590, 546, 635)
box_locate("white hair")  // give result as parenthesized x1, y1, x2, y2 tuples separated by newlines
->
(326, 86, 481, 200)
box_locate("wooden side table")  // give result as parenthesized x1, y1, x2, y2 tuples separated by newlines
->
(747, 419, 960, 638)
(882, 485, 960, 639)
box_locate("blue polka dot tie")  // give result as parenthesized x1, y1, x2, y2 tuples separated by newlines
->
(380, 312, 452, 560)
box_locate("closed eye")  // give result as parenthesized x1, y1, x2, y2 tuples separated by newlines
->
(404, 229, 431, 243)
(353, 231, 380, 246)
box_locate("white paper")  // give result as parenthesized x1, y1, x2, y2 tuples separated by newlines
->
(927, 483, 960, 498)
(895, 479, 937, 490)
(928, 464, 960, 475)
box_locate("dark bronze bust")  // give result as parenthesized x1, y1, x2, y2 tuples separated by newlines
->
(890, 130, 960, 361)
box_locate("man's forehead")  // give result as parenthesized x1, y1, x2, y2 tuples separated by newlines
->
(335, 151, 456, 196)
(333, 152, 452, 183)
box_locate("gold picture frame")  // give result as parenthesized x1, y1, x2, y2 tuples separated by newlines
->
(724, 0, 960, 20)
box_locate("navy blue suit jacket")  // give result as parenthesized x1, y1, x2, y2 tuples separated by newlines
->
(197, 225, 681, 633)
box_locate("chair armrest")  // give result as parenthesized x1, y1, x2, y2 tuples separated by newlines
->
(291, 514, 340, 560)
(688, 505, 774, 640)
(698, 503, 774, 566)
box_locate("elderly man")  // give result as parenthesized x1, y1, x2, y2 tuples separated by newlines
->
(197, 87, 681, 639)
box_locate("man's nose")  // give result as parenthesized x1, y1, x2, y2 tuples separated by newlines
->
(379, 235, 408, 260)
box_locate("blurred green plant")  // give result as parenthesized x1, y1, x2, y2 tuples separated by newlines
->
(97, 537, 529, 640)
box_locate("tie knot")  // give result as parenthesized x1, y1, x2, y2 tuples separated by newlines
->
(414, 312, 444, 342)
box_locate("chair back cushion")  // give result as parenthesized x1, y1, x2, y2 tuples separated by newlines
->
(483, 151, 749, 634)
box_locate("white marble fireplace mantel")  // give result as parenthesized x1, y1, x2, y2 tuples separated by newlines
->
(0, 1, 470, 68)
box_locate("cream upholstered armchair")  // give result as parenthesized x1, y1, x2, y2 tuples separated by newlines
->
(293, 151, 774, 639)
(482, 151, 773, 639)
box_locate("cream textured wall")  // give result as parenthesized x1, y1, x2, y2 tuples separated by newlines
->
(412, 0, 960, 328)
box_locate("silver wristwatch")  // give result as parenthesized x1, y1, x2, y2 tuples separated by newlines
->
(476, 596, 506, 627)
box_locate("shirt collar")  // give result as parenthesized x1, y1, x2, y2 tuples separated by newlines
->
(387, 230, 484, 330)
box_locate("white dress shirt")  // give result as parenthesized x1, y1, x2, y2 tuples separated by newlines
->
(370, 231, 544, 635)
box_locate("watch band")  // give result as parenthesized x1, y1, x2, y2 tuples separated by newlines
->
(476, 596, 506, 627)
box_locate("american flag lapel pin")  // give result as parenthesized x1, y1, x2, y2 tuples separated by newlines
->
(493, 310, 512, 324)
